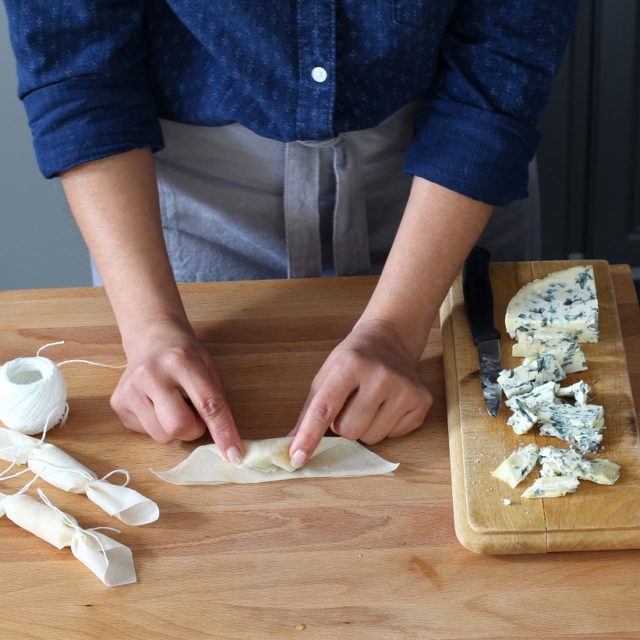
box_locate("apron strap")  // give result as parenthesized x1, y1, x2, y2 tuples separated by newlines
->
(283, 142, 322, 278)
(284, 135, 371, 278)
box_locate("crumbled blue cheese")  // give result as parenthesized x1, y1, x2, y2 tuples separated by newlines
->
(505, 266, 599, 343)
(514, 332, 587, 374)
(521, 476, 580, 499)
(492, 444, 540, 489)
(497, 354, 566, 399)
(556, 380, 591, 405)
(539, 446, 620, 485)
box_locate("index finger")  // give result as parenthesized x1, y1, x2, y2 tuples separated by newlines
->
(289, 371, 356, 468)
(177, 365, 243, 462)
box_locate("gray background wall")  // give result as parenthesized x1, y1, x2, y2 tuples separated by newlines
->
(0, 16, 90, 290)
(1, 3, 638, 291)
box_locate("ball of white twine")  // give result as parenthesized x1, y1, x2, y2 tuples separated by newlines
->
(0, 341, 126, 436)
(0, 356, 68, 435)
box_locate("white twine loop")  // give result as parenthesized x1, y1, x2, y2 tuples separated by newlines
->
(38, 340, 127, 369)
(0, 467, 30, 482)
(36, 488, 120, 568)
(99, 469, 130, 487)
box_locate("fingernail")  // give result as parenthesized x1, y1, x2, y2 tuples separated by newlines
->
(226, 446, 242, 464)
(290, 449, 307, 469)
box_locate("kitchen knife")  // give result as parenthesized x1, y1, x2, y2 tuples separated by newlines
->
(463, 246, 501, 417)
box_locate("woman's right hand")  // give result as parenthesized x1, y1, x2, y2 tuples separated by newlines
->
(111, 318, 243, 462)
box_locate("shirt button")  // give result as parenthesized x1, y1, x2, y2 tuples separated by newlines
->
(311, 66, 328, 83)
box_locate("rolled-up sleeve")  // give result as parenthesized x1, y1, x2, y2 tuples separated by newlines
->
(3, 1, 163, 178)
(404, 0, 580, 206)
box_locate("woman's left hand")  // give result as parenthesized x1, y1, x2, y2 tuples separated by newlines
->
(288, 318, 433, 468)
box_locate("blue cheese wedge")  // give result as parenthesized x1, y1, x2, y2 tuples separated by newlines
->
(539, 446, 620, 485)
(521, 476, 580, 499)
(497, 354, 566, 399)
(556, 380, 591, 405)
(505, 266, 599, 343)
(492, 444, 539, 489)
(513, 332, 587, 374)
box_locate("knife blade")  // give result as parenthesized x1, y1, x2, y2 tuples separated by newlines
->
(462, 246, 502, 417)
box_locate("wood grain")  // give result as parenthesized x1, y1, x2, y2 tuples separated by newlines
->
(441, 261, 640, 555)
(0, 270, 638, 639)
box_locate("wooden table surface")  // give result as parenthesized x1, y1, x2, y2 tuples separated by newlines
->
(0, 266, 638, 640)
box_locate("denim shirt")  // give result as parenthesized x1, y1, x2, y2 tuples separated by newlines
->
(3, 1, 578, 205)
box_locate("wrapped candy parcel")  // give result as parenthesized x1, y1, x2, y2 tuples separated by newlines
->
(0, 489, 136, 587)
(0, 428, 158, 525)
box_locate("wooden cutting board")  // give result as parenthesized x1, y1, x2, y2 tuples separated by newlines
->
(440, 260, 640, 554)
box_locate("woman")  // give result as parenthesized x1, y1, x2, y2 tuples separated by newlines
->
(3, 1, 578, 466)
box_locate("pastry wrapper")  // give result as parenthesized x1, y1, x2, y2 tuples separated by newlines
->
(154, 437, 399, 485)
(0, 428, 158, 525)
(0, 491, 136, 587)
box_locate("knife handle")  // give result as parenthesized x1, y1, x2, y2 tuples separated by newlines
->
(463, 246, 501, 345)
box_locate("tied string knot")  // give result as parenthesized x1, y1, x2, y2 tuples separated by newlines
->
(0, 413, 63, 480)
(27, 459, 130, 487)
(36, 488, 121, 569)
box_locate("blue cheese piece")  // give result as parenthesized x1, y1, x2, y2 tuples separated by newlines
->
(556, 380, 591, 405)
(513, 332, 588, 374)
(504, 381, 559, 434)
(505, 380, 558, 411)
(521, 476, 580, 499)
(539, 446, 620, 485)
(581, 458, 621, 485)
(539, 424, 603, 454)
(505, 266, 599, 343)
(538, 403, 605, 453)
(506, 400, 538, 435)
(492, 444, 539, 489)
(497, 354, 566, 399)
(537, 403, 604, 430)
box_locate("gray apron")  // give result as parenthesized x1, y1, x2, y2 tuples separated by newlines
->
(91, 101, 541, 285)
